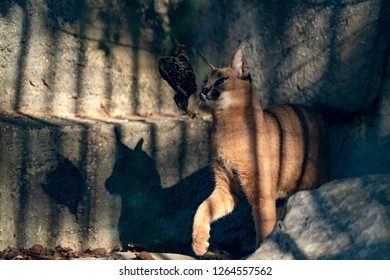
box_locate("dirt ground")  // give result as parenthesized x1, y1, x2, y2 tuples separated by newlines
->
(0, 244, 119, 260)
(0, 244, 234, 260)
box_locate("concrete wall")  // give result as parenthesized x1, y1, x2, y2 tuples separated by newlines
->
(0, 0, 389, 256)
(0, 0, 191, 117)
(0, 113, 214, 253)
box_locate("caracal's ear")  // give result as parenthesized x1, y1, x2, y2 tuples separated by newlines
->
(230, 46, 250, 80)
(134, 138, 144, 151)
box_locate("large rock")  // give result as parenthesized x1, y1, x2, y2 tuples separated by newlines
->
(329, 56, 390, 179)
(248, 175, 390, 260)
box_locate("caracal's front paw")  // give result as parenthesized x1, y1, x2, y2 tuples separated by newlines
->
(192, 239, 209, 256)
(192, 228, 210, 256)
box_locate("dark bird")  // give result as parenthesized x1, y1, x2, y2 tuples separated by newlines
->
(158, 45, 197, 118)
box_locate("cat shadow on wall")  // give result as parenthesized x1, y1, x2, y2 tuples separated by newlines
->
(105, 127, 255, 257)
(105, 129, 162, 250)
(42, 154, 84, 217)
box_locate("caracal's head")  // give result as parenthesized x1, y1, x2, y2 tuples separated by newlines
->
(199, 46, 252, 110)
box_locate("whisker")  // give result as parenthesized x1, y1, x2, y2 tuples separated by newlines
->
(192, 46, 216, 70)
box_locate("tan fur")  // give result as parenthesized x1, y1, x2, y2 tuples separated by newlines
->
(192, 46, 329, 256)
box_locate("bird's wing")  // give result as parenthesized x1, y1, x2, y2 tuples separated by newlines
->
(159, 64, 187, 96)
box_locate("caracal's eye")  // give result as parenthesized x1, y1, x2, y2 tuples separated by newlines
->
(214, 77, 228, 87)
